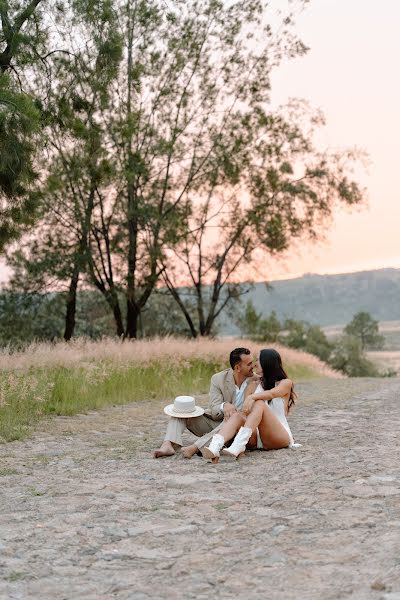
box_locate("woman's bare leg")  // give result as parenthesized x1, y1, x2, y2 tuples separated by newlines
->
(242, 401, 265, 431)
(247, 430, 258, 449)
(218, 404, 264, 457)
(256, 403, 290, 450)
(221, 402, 289, 457)
(218, 412, 246, 443)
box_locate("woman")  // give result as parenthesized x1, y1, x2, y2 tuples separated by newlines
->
(202, 348, 299, 461)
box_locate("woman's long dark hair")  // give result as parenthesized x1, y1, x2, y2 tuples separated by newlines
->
(259, 348, 296, 411)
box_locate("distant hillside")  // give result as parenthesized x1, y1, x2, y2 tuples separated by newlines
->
(2, 267, 399, 341)
(221, 268, 400, 333)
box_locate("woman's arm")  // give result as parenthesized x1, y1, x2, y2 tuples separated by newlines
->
(251, 379, 292, 402)
(242, 379, 292, 416)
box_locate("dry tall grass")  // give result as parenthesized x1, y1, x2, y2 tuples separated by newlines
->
(366, 350, 400, 372)
(0, 337, 342, 442)
(0, 336, 342, 377)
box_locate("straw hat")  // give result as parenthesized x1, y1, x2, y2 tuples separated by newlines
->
(164, 395, 204, 418)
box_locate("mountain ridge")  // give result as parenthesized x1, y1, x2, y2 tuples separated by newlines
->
(221, 267, 400, 332)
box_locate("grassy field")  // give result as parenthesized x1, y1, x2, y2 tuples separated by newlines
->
(0, 337, 341, 443)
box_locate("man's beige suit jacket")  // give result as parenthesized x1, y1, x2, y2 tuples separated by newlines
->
(204, 369, 258, 421)
(204, 368, 237, 421)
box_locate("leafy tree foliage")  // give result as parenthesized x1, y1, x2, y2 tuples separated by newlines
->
(0, 288, 189, 347)
(91, 0, 312, 338)
(8, 0, 123, 339)
(0, 75, 40, 250)
(0, 290, 109, 346)
(10, 0, 318, 340)
(0, 291, 64, 346)
(4, 0, 368, 345)
(236, 301, 387, 375)
(329, 335, 379, 377)
(282, 318, 333, 362)
(0, 0, 46, 250)
(344, 311, 384, 350)
(163, 96, 366, 336)
(0, 0, 45, 73)
(237, 300, 332, 361)
(237, 300, 281, 342)
(139, 292, 190, 337)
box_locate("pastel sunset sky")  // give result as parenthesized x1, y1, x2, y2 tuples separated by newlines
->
(1, 0, 399, 284)
(263, 0, 400, 280)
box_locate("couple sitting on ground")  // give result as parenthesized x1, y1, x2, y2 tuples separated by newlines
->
(153, 347, 300, 462)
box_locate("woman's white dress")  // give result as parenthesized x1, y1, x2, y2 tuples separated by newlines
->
(254, 384, 301, 449)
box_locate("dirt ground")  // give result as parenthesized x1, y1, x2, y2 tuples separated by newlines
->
(1, 377, 400, 600)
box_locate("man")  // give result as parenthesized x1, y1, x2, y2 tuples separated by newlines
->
(153, 347, 255, 458)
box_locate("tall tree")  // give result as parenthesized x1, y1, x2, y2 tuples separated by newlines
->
(9, 0, 363, 343)
(8, 0, 123, 339)
(0, 0, 45, 250)
(86, 0, 312, 338)
(0, 74, 39, 250)
(163, 100, 365, 337)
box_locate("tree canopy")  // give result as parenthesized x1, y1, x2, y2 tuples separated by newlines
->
(344, 311, 384, 350)
(0, 0, 46, 250)
(3, 0, 369, 343)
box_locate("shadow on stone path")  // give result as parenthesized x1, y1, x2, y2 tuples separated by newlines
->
(1, 377, 400, 600)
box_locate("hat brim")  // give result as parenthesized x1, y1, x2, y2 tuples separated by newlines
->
(164, 404, 205, 418)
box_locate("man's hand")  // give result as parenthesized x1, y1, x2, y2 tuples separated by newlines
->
(242, 395, 255, 416)
(223, 402, 237, 419)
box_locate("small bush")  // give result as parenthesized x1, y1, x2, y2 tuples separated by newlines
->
(281, 319, 333, 363)
(329, 336, 379, 377)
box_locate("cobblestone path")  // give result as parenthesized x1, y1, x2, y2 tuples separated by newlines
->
(1, 378, 400, 600)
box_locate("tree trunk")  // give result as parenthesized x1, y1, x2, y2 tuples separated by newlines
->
(162, 274, 198, 338)
(113, 306, 125, 338)
(0, 0, 43, 72)
(0, 51, 12, 72)
(125, 298, 139, 339)
(138, 310, 144, 338)
(124, 6, 138, 341)
(63, 266, 80, 341)
(108, 291, 124, 337)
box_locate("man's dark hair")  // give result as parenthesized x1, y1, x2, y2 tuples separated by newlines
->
(229, 347, 251, 369)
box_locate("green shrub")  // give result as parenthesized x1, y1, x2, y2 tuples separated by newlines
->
(329, 335, 379, 377)
(237, 301, 281, 342)
(281, 319, 333, 362)
(344, 311, 385, 350)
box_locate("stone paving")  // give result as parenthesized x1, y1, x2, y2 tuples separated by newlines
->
(1, 377, 400, 600)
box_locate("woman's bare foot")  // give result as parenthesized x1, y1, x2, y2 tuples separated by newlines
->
(153, 441, 175, 458)
(180, 444, 199, 459)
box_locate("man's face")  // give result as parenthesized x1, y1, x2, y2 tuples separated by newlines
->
(238, 353, 254, 377)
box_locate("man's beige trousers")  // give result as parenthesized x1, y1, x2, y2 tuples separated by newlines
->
(164, 414, 222, 449)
